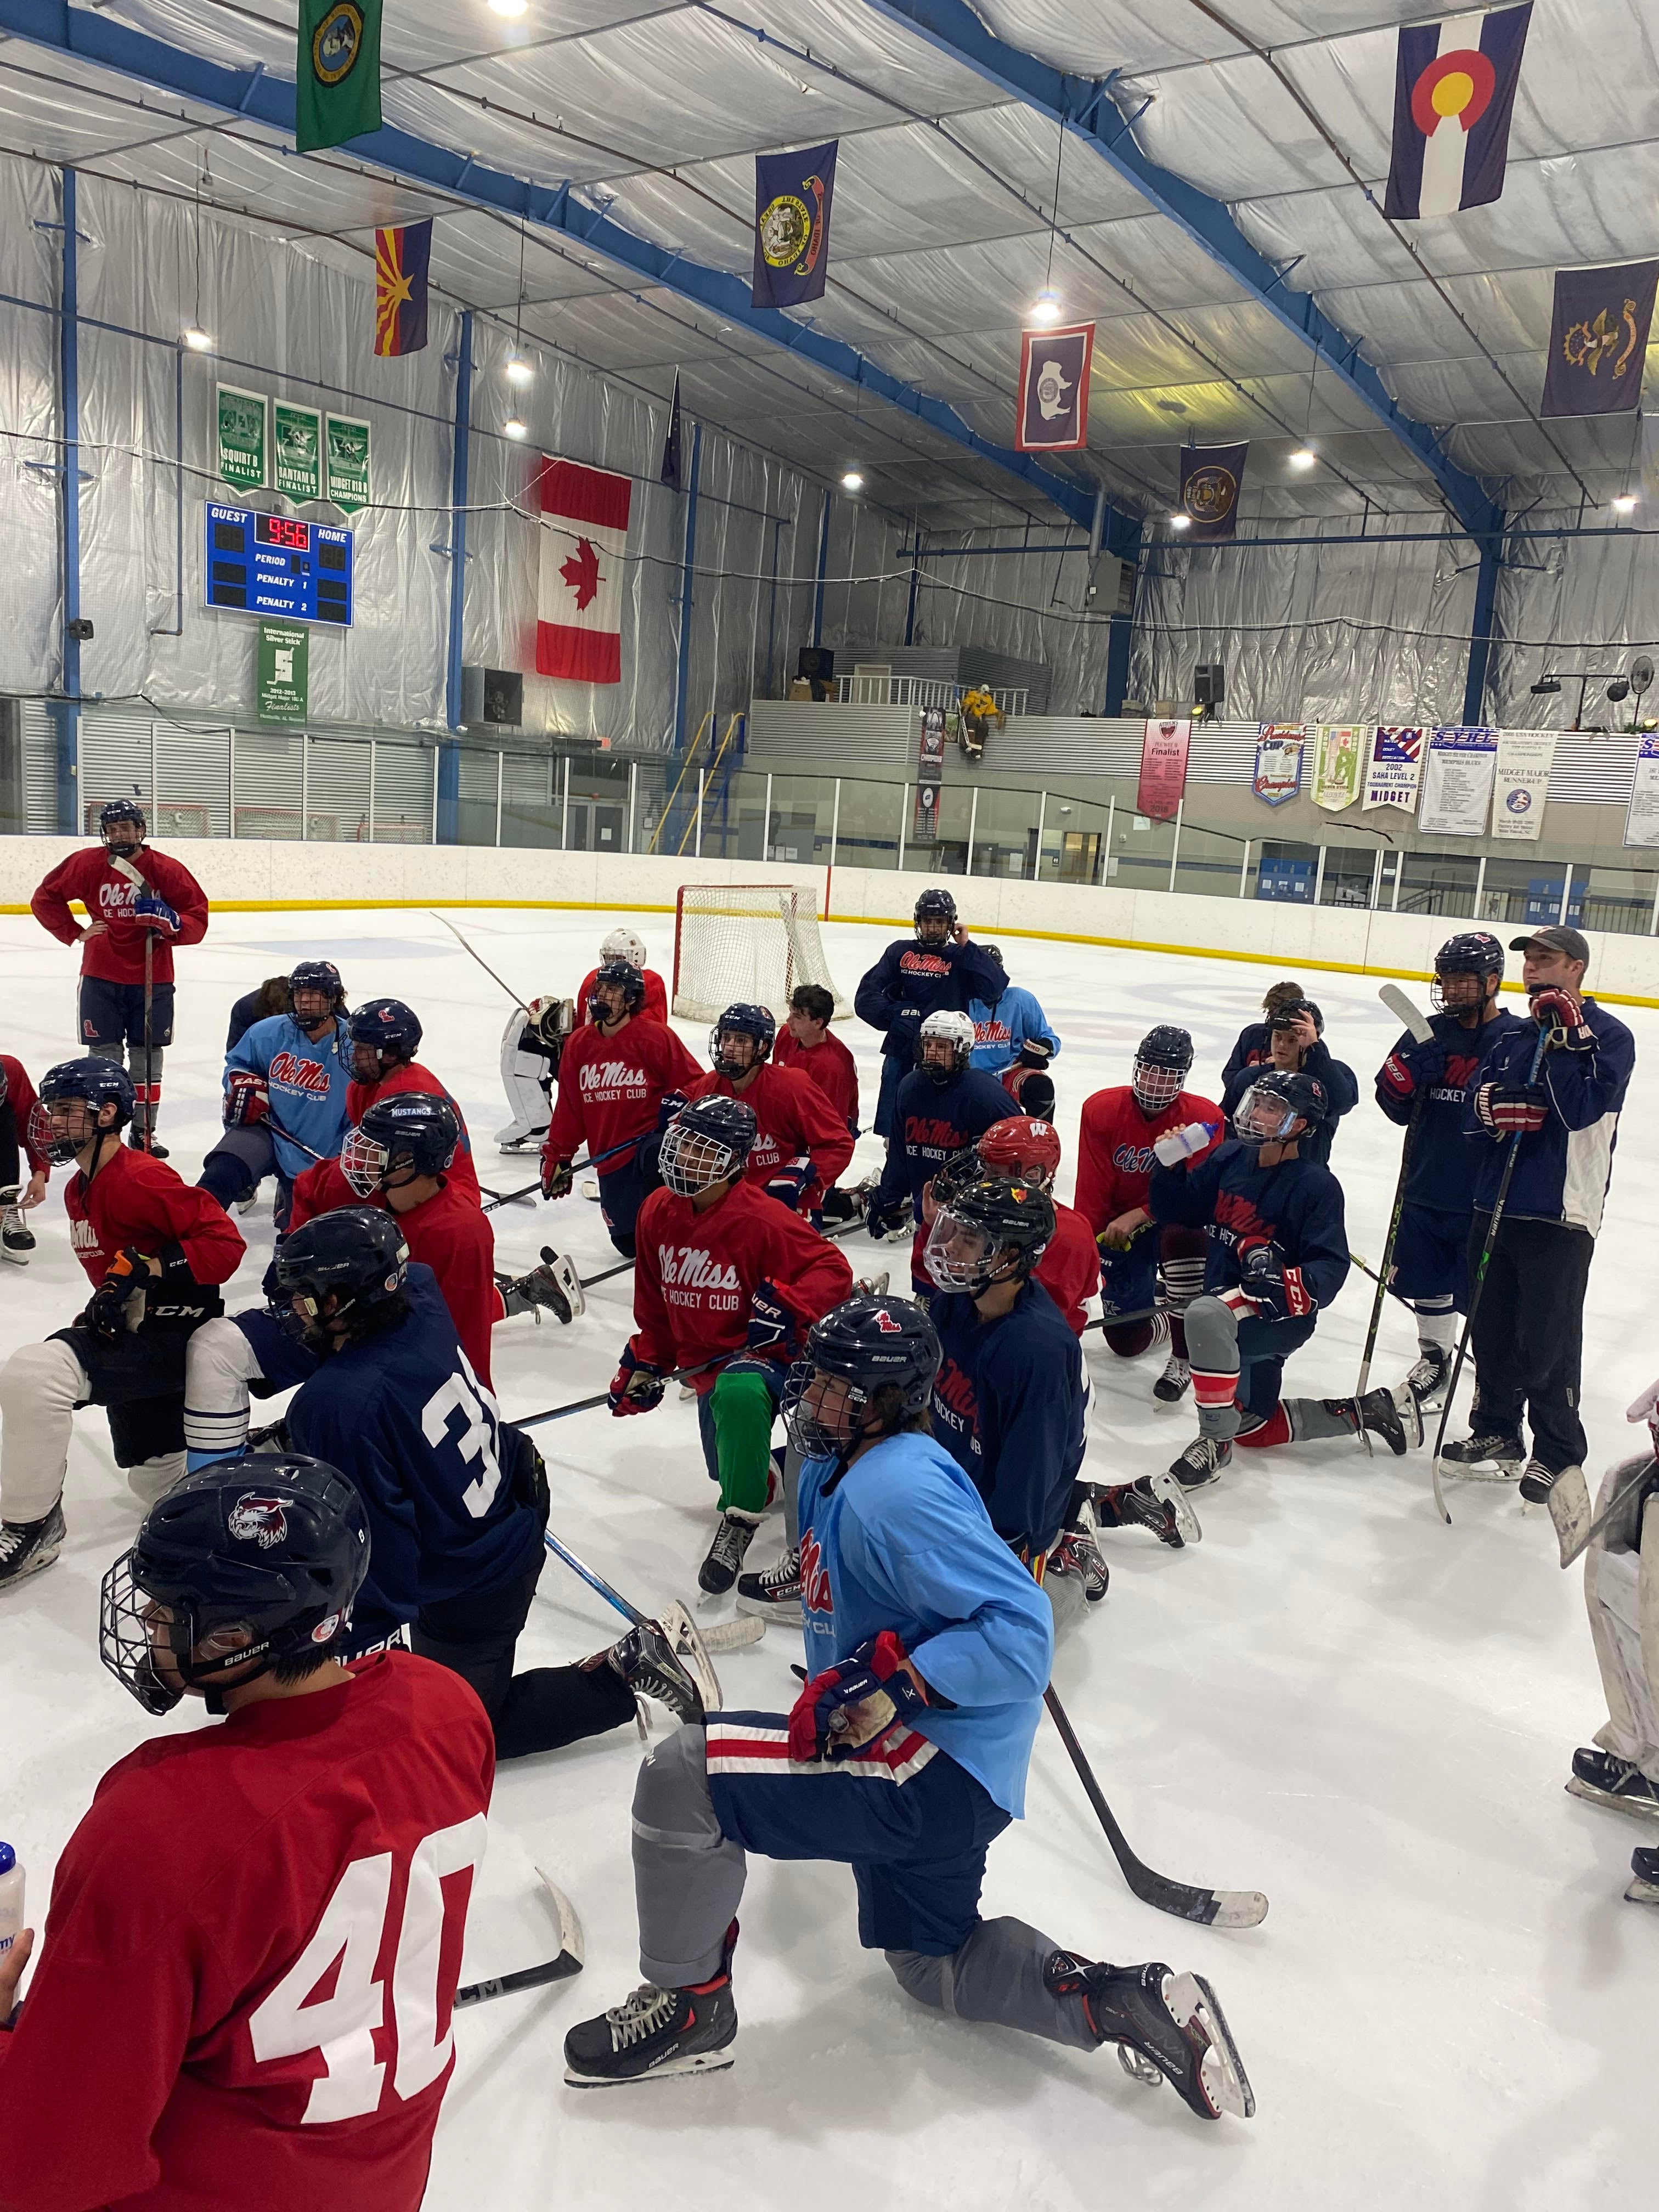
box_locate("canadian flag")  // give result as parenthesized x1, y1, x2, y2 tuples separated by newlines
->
(536, 455, 632, 685)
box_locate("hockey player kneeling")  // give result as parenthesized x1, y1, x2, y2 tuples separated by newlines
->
(1151, 1074, 1416, 1488)
(608, 1094, 852, 1595)
(562, 1293, 1254, 2121)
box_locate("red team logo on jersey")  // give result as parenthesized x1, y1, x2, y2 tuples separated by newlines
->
(227, 1493, 291, 1549)
(1111, 1141, 1156, 1174)
(268, 1051, 332, 1094)
(798, 1527, 834, 1614)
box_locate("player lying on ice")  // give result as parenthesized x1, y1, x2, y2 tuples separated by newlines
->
(1150, 1071, 1420, 1487)
(562, 1292, 1255, 2122)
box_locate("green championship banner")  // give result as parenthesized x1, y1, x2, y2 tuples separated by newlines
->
(216, 385, 268, 490)
(325, 414, 371, 511)
(257, 620, 309, 724)
(273, 400, 323, 503)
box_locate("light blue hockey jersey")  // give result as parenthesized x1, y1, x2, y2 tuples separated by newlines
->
(968, 983, 1060, 1073)
(797, 1429, 1052, 1816)
(224, 1013, 353, 1180)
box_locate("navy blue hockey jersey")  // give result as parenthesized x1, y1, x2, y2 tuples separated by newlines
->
(854, 936, 1005, 1065)
(285, 1264, 542, 1641)
(1220, 1042, 1358, 1166)
(928, 1278, 1085, 1559)
(1375, 1007, 1527, 1215)
(1460, 998, 1635, 1235)
(876, 1063, 1018, 1215)
(1151, 1139, 1350, 1311)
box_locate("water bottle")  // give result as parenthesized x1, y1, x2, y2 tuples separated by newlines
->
(0, 1844, 22, 1958)
(1153, 1120, 1218, 1169)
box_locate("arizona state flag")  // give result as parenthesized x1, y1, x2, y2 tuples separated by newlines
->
(1384, 5, 1531, 221)
(375, 220, 432, 357)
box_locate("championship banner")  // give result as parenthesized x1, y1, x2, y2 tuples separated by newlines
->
(273, 400, 321, 503)
(375, 220, 432, 358)
(1311, 725, 1365, 812)
(1624, 735, 1659, 849)
(1363, 726, 1426, 811)
(1490, 729, 1556, 841)
(1177, 444, 1246, 541)
(325, 414, 370, 511)
(1015, 323, 1093, 453)
(296, 0, 382, 156)
(1137, 718, 1190, 823)
(752, 142, 837, 309)
(536, 455, 633, 685)
(1252, 723, 1305, 808)
(1418, 725, 1498, 837)
(215, 384, 267, 490)
(1383, 5, 1531, 222)
(1541, 259, 1658, 417)
(912, 707, 945, 843)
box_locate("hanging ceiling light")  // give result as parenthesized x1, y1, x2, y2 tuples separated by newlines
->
(503, 415, 528, 441)
(1169, 512, 1192, 531)
(1612, 492, 1638, 515)
(1288, 445, 1317, 470)
(182, 325, 212, 352)
(488, 0, 528, 16)
(1028, 287, 1063, 326)
(505, 353, 533, 387)
(840, 469, 865, 492)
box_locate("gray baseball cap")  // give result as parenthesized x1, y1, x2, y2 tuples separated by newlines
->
(1509, 924, 1590, 965)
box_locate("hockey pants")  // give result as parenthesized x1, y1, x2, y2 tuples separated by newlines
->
(182, 1310, 320, 1464)
(1467, 1212, 1593, 1471)
(1182, 1295, 1340, 1447)
(1099, 1224, 1206, 1359)
(0, 1329, 188, 1522)
(79, 978, 172, 1142)
(1390, 1202, 1468, 1356)
(198, 1125, 296, 1229)
(697, 1359, 787, 1515)
(631, 1720, 1093, 2051)
(1585, 1476, 1659, 1785)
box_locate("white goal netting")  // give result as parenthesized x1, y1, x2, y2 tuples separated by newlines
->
(672, 883, 849, 1023)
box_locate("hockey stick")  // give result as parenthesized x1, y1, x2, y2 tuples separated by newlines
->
(430, 910, 531, 1015)
(1042, 1687, 1268, 1929)
(540, 1528, 764, 1657)
(110, 854, 158, 1153)
(453, 1870, 584, 2009)
(1353, 985, 1436, 1458)
(1347, 1250, 1419, 1309)
(1430, 1023, 1550, 1524)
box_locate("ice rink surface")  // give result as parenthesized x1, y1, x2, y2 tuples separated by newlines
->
(2, 899, 1654, 2211)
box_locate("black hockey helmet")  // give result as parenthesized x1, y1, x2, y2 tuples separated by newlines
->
(100, 1454, 370, 1715)
(32, 1055, 135, 1161)
(274, 1206, 409, 1329)
(349, 996, 422, 1077)
(1432, 930, 1505, 1014)
(1266, 996, 1324, 1036)
(710, 1000, 777, 1077)
(289, 960, 346, 1018)
(341, 1091, 460, 1197)
(1131, 1024, 1194, 1113)
(659, 1093, 758, 1196)
(923, 1170, 1055, 1296)
(98, 796, 146, 847)
(783, 1292, 941, 1460)
(1010, 1068, 1055, 1120)
(914, 887, 957, 940)
(1232, 1071, 1328, 1147)
(589, 958, 645, 1022)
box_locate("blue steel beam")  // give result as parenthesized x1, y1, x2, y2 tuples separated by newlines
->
(864, 0, 1502, 545)
(55, 163, 81, 831)
(0, 0, 1136, 546)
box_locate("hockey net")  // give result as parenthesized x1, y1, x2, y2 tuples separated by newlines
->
(672, 884, 849, 1023)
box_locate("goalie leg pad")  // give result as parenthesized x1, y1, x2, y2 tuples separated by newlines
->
(1584, 1503, 1659, 1779)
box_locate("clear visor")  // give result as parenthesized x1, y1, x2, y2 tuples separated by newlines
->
(660, 1119, 740, 1197)
(1430, 969, 1486, 1013)
(1131, 1060, 1184, 1110)
(782, 1362, 870, 1459)
(340, 1126, 391, 1198)
(1232, 1080, 1300, 1147)
(923, 1207, 1015, 1295)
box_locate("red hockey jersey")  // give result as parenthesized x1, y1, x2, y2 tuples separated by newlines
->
(577, 965, 669, 1024)
(345, 1060, 481, 1206)
(773, 1027, 860, 1135)
(1034, 1199, 1101, 1336)
(543, 1016, 700, 1173)
(65, 1145, 245, 1289)
(683, 1060, 854, 1210)
(1, 1053, 50, 1179)
(0, 1654, 493, 2212)
(31, 846, 208, 985)
(629, 1179, 853, 1394)
(1074, 1085, 1223, 1234)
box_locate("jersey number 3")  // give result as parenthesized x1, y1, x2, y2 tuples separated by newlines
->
(248, 1812, 486, 2122)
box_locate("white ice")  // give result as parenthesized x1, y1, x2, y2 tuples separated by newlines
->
(2, 901, 1654, 2211)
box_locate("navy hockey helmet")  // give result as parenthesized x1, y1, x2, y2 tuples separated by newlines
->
(349, 996, 422, 1078)
(1132, 1024, 1194, 1113)
(341, 1091, 460, 1197)
(100, 1454, 370, 1715)
(289, 960, 347, 1019)
(710, 1001, 777, 1077)
(924, 1170, 1055, 1296)
(589, 958, 646, 1023)
(1266, 996, 1324, 1036)
(32, 1055, 135, 1162)
(1432, 930, 1505, 1014)
(1232, 1071, 1328, 1148)
(98, 797, 147, 848)
(914, 887, 957, 941)
(1008, 1068, 1055, 1120)
(783, 1293, 942, 1461)
(659, 1093, 757, 1197)
(274, 1206, 409, 1331)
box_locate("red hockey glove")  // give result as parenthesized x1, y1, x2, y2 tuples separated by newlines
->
(1530, 987, 1592, 1048)
(787, 1630, 928, 1762)
(224, 1070, 270, 1127)
(541, 1155, 574, 1201)
(1476, 1082, 1548, 1135)
(607, 1344, 665, 1416)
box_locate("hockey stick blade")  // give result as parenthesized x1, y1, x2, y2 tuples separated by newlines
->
(701, 1616, 766, 1654)
(453, 1872, 585, 2008)
(1378, 981, 1434, 1045)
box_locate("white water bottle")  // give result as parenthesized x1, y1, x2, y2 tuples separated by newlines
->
(0, 1843, 22, 1958)
(1154, 1120, 1217, 1168)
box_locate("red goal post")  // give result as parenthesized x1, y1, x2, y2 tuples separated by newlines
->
(672, 883, 849, 1023)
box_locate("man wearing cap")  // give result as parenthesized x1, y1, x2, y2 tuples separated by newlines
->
(1442, 926, 1635, 1503)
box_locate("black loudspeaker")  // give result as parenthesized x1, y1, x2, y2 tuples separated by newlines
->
(797, 645, 836, 684)
(460, 667, 524, 727)
(1193, 662, 1225, 709)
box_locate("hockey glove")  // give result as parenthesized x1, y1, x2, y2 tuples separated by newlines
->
(865, 1189, 912, 1243)
(746, 1280, 796, 1359)
(84, 1247, 153, 1338)
(541, 1154, 575, 1201)
(607, 1344, 666, 1417)
(1379, 1039, 1447, 1099)
(656, 1088, 690, 1133)
(764, 1156, 812, 1212)
(1530, 986, 1593, 1048)
(1153, 1120, 1218, 1168)
(133, 892, 180, 938)
(787, 1630, 928, 1762)
(1237, 1240, 1314, 1322)
(1016, 1036, 1054, 1069)
(1475, 1081, 1548, 1135)
(224, 1070, 270, 1127)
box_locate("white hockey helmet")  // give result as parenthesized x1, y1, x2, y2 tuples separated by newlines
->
(917, 1008, 976, 1082)
(601, 926, 648, 971)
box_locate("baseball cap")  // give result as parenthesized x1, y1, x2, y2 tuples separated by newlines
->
(1509, 924, 1590, 965)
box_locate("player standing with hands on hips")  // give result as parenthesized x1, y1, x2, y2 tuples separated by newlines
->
(30, 798, 208, 1154)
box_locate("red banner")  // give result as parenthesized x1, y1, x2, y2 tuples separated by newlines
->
(1137, 718, 1190, 822)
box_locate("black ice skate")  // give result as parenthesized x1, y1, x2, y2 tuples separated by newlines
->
(496, 1245, 584, 1326)
(1435, 1430, 1524, 1481)
(1328, 1385, 1422, 1457)
(1567, 1747, 1659, 1822)
(698, 1509, 761, 1595)
(1626, 1847, 1659, 1906)
(1153, 1353, 1191, 1404)
(1170, 1436, 1231, 1489)
(1097, 1471, 1203, 1549)
(1403, 1343, 1452, 1409)
(0, 1500, 67, 1592)
(1045, 1952, 1254, 2121)
(564, 1923, 739, 2087)
(605, 1617, 709, 1726)
(1518, 1458, 1567, 1506)
(1048, 1512, 1110, 1605)
(736, 1544, 802, 1622)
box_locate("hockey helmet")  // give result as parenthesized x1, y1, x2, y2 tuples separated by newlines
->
(100, 1454, 370, 1715)
(32, 1055, 135, 1161)
(659, 1093, 758, 1197)
(1261, 980, 1307, 1017)
(273, 1207, 409, 1332)
(341, 1091, 460, 1197)
(913, 888, 957, 943)
(1007, 1067, 1055, 1120)
(349, 997, 422, 1080)
(710, 1001, 777, 1079)
(601, 927, 648, 972)
(977, 1114, 1062, 1189)
(589, 958, 646, 1024)
(1266, 995, 1324, 1037)
(1131, 1024, 1194, 1114)
(927, 1142, 980, 1213)
(783, 1292, 942, 1461)
(923, 1171, 1054, 1297)
(1232, 1071, 1327, 1148)
(917, 1008, 975, 1084)
(289, 960, 346, 1021)
(98, 797, 146, 849)
(1432, 930, 1505, 1014)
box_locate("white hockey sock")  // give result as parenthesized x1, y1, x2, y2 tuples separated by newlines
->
(0, 1338, 86, 1522)
(182, 1317, 266, 1457)
(1412, 1301, 1458, 1355)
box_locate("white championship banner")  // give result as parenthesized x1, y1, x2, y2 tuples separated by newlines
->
(1363, 726, 1426, 811)
(1626, 733, 1659, 849)
(1418, 725, 1498, 837)
(1489, 730, 1556, 842)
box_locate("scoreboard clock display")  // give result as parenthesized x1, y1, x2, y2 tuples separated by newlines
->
(204, 503, 354, 626)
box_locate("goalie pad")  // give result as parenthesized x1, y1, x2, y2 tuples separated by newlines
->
(495, 998, 571, 1146)
(1584, 1472, 1659, 1783)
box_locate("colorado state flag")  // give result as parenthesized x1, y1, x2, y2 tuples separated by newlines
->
(374, 219, 432, 357)
(1384, 6, 1531, 221)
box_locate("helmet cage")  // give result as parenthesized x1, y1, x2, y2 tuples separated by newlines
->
(659, 1117, 743, 1197)
(340, 1124, 395, 1198)
(1131, 1060, 1184, 1113)
(1430, 968, 1491, 1014)
(782, 1363, 876, 1460)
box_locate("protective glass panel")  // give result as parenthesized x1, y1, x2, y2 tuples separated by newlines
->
(1398, 852, 1479, 920)
(1173, 820, 1244, 900)
(1319, 844, 1379, 910)
(1109, 808, 1176, 894)
(1251, 839, 1319, 904)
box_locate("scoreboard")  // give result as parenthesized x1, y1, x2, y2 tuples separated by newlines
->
(204, 503, 354, 627)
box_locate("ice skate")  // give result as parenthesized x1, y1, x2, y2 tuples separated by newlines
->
(735, 1544, 802, 1622)
(497, 1245, 584, 1326)
(1096, 1472, 1202, 1549)
(1402, 1343, 1451, 1411)
(1152, 1352, 1191, 1405)
(564, 1925, 739, 2087)
(1170, 1435, 1231, 1489)
(1435, 1430, 1525, 1482)
(698, 1508, 761, 1595)
(0, 1500, 67, 1591)
(1329, 1385, 1421, 1457)
(581, 1178, 600, 1201)
(605, 1615, 710, 1725)
(1, 1211, 36, 1264)
(1566, 1747, 1659, 1822)
(235, 1190, 259, 1216)
(1045, 1952, 1254, 2121)
(1047, 1515, 1110, 1606)
(1626, 1847, 1659, 1905)
(1518, 1458, 1569, 1507)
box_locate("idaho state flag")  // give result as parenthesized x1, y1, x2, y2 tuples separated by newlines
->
(1541, 261, 1658, 417)
(1384, 5, 1531, 221)
(753, 142, 838, 309)
(537, 456, 633, 685)
(374, 219, 431, 357)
